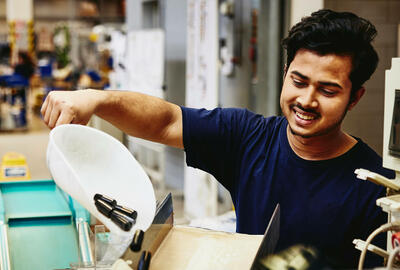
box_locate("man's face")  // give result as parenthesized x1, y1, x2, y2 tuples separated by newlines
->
(280, 49, 354, 138)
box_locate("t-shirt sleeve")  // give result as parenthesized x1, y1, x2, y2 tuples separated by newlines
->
(181, 106, 264, 190)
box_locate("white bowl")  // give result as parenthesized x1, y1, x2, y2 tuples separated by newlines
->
(47, 124, 156, 236)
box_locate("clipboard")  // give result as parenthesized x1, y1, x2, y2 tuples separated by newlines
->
(250, 204, 280, 270)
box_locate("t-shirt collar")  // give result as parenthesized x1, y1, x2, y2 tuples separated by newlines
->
(279, 117, 362, 167)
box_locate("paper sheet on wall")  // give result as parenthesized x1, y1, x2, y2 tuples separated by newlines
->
(185, 0, 218, 109)
(184, 0, 219, 219)
(126, 29, 165, 99)
(109, 30, 129, 90)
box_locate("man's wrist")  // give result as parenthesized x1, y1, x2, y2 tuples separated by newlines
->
(92, 89, 115, 116)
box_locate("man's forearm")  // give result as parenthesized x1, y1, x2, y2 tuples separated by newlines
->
(41, 89, 184, 149)
(95, 91, 183, 148)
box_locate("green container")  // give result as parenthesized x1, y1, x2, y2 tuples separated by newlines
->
(0, 180, 89, 270)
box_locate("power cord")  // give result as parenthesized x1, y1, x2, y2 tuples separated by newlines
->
(387, 246, 400, 270)
(358, 222, 400, 270)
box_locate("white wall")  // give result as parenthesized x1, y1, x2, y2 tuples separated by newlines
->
(6, 0, 33, 21)
(325, 0, 400, 155)
(290, 0, 323, 26)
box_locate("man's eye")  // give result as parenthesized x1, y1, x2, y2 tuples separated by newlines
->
(320, 88, 336, 96)
(293, 79, 306, 87)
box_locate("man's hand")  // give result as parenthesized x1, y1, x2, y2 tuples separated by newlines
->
(41, 89, 104, 129)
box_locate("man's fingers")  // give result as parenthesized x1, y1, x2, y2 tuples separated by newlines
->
(48, 106, 61, 129)
(40, 95, 49, 117)
(43, 101, 53, 125)
(40, 90, 94, 128)
(55, 111, 74, 127)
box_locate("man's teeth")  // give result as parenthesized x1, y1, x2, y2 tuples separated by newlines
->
(295, 111, 315, 120)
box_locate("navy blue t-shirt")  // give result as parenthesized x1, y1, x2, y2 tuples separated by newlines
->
(181, 107, 395, 268)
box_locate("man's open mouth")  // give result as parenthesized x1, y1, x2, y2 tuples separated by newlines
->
(295, 111, 316, 120)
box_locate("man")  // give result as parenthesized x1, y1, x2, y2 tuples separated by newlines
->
(41, 9, 394, 268)
(15, 52, 35, 80)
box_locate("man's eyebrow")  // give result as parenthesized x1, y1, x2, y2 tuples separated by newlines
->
(319, 81, 343, 89)
(291, 71, 308, 80)
(291, 70, 343, 89)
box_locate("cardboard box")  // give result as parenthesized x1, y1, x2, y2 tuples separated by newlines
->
(149, 225, 263, 270)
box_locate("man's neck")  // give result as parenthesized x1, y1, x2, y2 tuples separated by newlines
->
(286, 126, 357, 161)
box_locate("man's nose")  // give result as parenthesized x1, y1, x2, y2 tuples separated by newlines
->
(297, 87, 318, 108)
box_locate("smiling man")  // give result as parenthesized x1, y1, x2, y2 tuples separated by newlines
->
(282, 49, 359, 160)
(41, 9, 394, 268)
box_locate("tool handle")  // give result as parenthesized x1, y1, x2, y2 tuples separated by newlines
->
(94, 193, 117, 207)
(115, 204, 138, 220)
(110, 210, 133, 231)
(95, 200, 114, 218)
(137, 251, 151, 270)
(130, 229, 144, 252)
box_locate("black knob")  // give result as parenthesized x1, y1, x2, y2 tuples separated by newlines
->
(130, 229, 144, 252)
(110, 210, 133, 231)
(95, 199, 114, 218)
(115, 204, 138, 220)
(137, 251, 151, 270)
(93, 193, 117, 207)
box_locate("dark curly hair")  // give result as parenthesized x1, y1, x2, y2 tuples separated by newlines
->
(282, 9, 379, 96)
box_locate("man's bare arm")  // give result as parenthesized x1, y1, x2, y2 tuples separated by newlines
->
(41, 90, 183, 149)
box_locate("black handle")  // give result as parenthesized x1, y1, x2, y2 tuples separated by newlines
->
(130, 229, 145, 252)
(110, 210, 133, 231)
(115, 204, 138, 220)
(95, 200, 114, 218)
(137, 251, 151, 270)
(94, 193, 117, 207)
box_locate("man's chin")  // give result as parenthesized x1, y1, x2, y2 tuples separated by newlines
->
(289, 126, 314, 139)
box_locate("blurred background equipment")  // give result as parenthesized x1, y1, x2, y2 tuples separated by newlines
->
(0, 152, 30, 181)
(0, 74, 29, 131)
(53, 24, 71, 70)
(352, 58, 400, 269)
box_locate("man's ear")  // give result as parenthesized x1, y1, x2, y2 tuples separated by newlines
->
(348, 87, 365, 111)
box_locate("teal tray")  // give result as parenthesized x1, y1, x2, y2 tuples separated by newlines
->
(0, 180, 89, 270)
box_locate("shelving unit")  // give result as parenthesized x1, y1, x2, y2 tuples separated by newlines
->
(0, 0, 125, 37)
(0, 75, 29, 131)
(33, 0, 125, 24)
